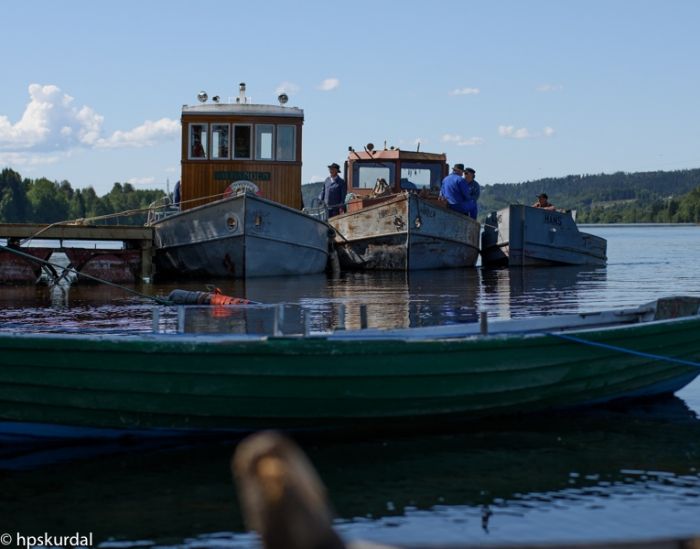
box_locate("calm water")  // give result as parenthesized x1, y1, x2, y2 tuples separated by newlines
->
(1, 225, 700, 547)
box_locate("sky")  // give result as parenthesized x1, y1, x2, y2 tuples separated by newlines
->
(1, 0, 699, 195)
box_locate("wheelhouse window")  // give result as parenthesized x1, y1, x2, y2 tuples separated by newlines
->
(211, 124, 229, 159)
(400, 163, 443, 191)
(189, 124, 208, 159)
(276, 125, 296, 161)
(255, 124, 274, 161)
(233, 124, 252, 159)
(353, 162, 395, 189)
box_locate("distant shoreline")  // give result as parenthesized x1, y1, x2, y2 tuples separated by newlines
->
(580, 223, 698, 228)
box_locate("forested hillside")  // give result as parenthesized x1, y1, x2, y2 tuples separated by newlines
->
(480, 169, 700, 223)
(3, 166, 699, 225)
(303, 169, 700, 223)
(0, 168, 165, 225)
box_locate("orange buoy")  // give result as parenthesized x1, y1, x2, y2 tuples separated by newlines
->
(167, 288, 255, 306)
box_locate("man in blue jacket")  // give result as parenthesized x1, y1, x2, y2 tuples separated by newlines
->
(318, 162, 347, 217)
(440, 163, 480, 219)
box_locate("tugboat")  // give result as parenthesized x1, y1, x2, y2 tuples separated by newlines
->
(328, 144, 480, 270)
(150, 84, 330, 279)
(481, 205, 607, 267)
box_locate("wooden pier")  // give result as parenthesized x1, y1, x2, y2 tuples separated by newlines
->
(0, 223, 155, 283)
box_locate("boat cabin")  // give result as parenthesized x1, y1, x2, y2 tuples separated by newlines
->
(180, 83, 304, 211)
(343, 145, 449, 212)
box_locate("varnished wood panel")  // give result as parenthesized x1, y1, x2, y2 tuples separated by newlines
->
(180, 113, 304, 210)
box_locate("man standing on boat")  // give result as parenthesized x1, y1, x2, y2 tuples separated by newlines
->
(440, 163, 480, 219)
(463, 167, 480, 219)
(319, 162, 347, 217)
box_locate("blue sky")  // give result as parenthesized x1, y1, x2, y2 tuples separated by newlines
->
(1, 0, 699, 195)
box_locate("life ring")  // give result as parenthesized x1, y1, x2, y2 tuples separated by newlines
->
(223, 180, 261, 198)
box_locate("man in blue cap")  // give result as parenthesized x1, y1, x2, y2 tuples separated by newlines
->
(439, 164, 480, 219)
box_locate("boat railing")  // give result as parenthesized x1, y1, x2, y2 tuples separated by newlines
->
(146, 196, 180, 225)
(302, 198, 328, 221)
(147, 298, 683, 339)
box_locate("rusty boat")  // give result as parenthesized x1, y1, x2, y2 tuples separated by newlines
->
(328, 146, 481, 271)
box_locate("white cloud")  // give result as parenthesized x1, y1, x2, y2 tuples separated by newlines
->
(499, 125, 531, 139)
(0, 83, 179, 155)
(0, 151, 61, 168)
(441, 133, 484, 146)
(309, 175, 325, 183)
(449, 87, 480, 96)
(318, 78, 340, 92)
(536, 83, 564, 92)
(95, 118, 180, 149)
(127, 176, 156, 185)
(276, 81, 301, 95)
(498, 125, 555, 139)
(0, 84, 104, 151)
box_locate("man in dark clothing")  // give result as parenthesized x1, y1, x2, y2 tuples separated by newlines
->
(318, 163, 347, 217)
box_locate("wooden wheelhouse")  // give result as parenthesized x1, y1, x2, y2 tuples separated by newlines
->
(180, 83, 304, 211)
(343, 146, 449, 212)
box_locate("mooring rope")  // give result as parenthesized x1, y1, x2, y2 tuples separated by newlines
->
(548, 332, 700, 369)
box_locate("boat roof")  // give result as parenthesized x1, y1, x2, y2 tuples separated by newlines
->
(348, 149, 446, 162)
(182, 103, 304, 118)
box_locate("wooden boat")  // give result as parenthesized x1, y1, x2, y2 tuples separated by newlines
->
(0, 296, 697, 440)
(328, 146, 480, 270)
(481, 205, 607, 267)
(150, 84, 329, 279)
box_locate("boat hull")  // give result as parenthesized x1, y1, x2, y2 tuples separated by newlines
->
(329, 194, 480, 270)
(481, 205, 607, 267)
(0, 309, 698, 439)
(152, 194, 330, 278)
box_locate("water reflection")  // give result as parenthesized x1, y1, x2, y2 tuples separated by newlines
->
(2, 398, 699, 547)
(481, 265, 609, 318)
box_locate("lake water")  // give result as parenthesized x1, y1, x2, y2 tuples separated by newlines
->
(1, 225, 700, 547)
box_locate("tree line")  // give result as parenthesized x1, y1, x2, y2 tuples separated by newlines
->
(479, 169, 700, 223)
(3, 166, 700, 226)
(0, 168, 165, 225)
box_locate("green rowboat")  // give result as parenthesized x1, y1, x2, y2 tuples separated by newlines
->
(0, 296, 698, 440)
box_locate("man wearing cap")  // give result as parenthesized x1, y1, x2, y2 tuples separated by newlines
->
(533, 193, 556, 210)
(318, 162, 347, 217)
(463, 167, 481, 219)
(439, 164, 480, 219)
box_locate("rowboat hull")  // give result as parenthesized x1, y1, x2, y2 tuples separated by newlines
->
(329, 194, 480, 270)
(1, 298, 698, 439)
(481, 205, 607, 267)
(152, 193, 329, 279)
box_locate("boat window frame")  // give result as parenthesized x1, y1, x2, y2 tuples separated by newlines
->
(255, 124, 275, 161)
(188, 123, 208, 160)
(211, 123, 230, 160)
(352, 161, 396, 190)
(275, 125, 296, 162)
(400, 161, 443, 191)
(233, 124, 253, 160)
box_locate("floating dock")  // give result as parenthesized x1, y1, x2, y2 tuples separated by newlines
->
(0, 223, 154, 284)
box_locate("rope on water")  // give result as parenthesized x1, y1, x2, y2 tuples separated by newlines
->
(548, 332, 700, 369)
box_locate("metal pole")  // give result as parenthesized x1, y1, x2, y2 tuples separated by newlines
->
(177, 305, 185, 333)
(152, 307, 160, 333)
(337, 303, 346, 331)
(480, 311, 488, 335)
(360, 304, 368, 330)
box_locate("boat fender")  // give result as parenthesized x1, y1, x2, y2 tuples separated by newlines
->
(167, 288, 252, 306)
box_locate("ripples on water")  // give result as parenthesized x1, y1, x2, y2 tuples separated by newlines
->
(1, 226, 700, 547)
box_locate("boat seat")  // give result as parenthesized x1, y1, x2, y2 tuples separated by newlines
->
(653, 296, 700, 320)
